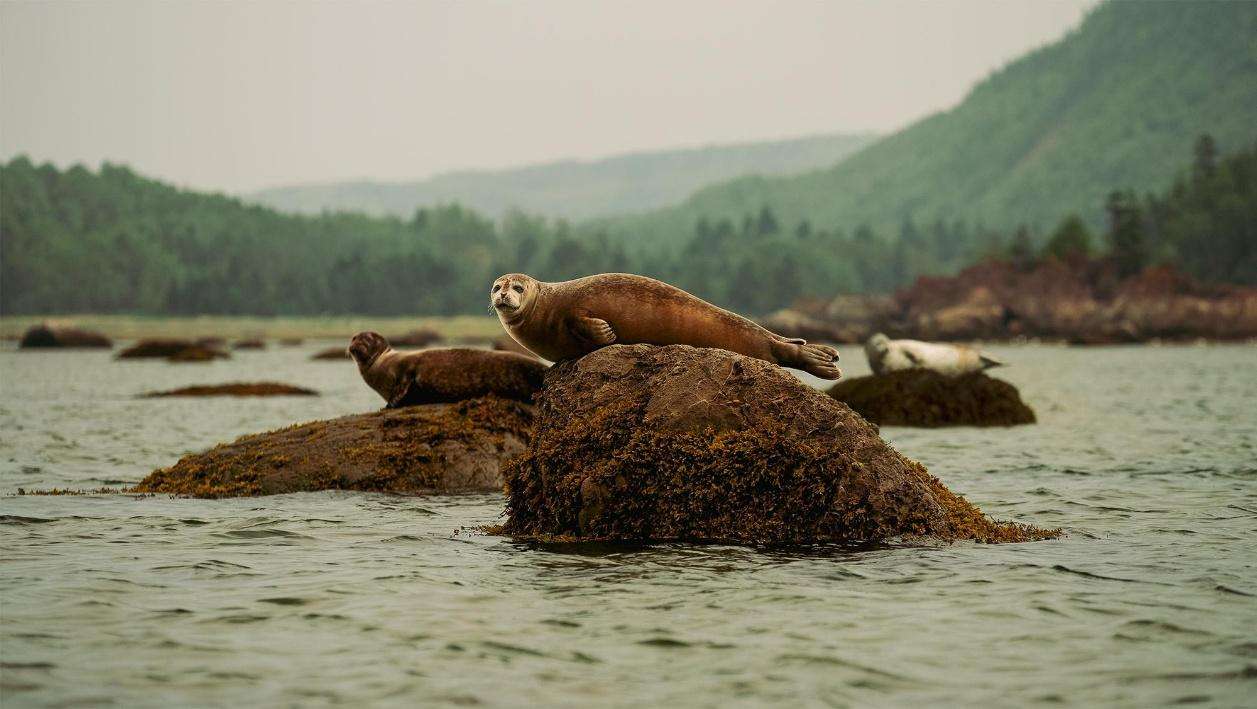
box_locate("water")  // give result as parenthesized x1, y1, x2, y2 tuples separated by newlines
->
(1, 343, 1255, 707)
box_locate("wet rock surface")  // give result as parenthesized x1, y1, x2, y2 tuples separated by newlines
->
(502, 344, 1055, 545)
(117, 338, 230, 361)
(134, 396, 532, 498)
(19, 324, 113, 348)
(141, 382, 318, 397)
(311, 346, 349, 360)
(828, 370, 1036, 428)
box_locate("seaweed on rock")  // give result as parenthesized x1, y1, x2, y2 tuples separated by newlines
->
(502, 344, 1056, 546)
(134, 396, 532, 498)
(828, 370, 1035, 427)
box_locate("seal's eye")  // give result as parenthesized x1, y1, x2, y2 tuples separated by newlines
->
(492, 285, 500, 293)
(512, 285, 524, 294)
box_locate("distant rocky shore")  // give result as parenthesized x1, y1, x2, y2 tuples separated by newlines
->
(762, 259, 1257, 344)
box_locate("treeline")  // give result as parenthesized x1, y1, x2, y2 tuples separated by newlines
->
(1, 136, 1253, 316)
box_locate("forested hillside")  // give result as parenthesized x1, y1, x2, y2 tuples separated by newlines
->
(250, 132, 875, 221)
(3, 135, 1253, 316)
(607, 2, 1257, 248)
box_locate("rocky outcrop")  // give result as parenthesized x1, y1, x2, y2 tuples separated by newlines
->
(771, 260, 1257, 344)
(828, 370, 1035, 427)
(19, 324, 113, 348)
(501, 344, 1056, 545)
(142, 382, 318, 397)
(134, 396, 532, 498)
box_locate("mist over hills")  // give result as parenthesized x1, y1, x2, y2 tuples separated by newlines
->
(248, 133, 876, 220)
(605, 1, 1257, 245)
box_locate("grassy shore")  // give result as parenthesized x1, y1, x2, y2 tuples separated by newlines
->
(0, 315, 506, 341)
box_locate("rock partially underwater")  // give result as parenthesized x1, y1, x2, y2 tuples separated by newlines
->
(502, 344, 1056, 545)
(19, 324, 113, 348)
(828, 370, 1036, 428)
(117, 338, 230, 361)
(141, 382, 318, 398)
(134, 396, 532, 498)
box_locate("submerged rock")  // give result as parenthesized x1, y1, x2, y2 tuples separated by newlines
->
(142, 382, 318, 397)
(502, 344, 1055, 545)
(232, 338, 266, 349)
(389, 328, 444, 347)
(19, 324, 113, 348)
(311, 346, 349, 360)
(117, 338, 230, 361)
(828, 370, 1036, 428)
(134, 396, 532, 498)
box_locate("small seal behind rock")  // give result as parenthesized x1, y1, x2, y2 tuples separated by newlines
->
(490, 273, 841, 379)
(865, 333, 1003, 377)
(349, 331, 547, 407)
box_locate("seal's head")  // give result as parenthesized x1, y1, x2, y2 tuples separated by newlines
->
(866, 333, 891, 353)
(348, 331, 389, 368)
(491, 274, 540, 323)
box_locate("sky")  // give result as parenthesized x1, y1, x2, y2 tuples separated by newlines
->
(1, 0, 1097, 194)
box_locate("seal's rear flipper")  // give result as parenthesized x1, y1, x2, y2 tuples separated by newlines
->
(776, 341, 842, 380)
(980, 353, 1005, 370)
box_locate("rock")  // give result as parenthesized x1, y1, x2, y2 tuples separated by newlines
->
(828, 370, 1035, 427)
(232, 338, 266, 349)
(142, 382, 318, 397)
(167, 345, 231, 363)
(278, 338, 304, 346)
(133, 396, 532, 498)
(19, 324, 113, 348)
(118, 338, 229, 360)
(311, 346, 349, 360)
(502, 344, 1055, 545)
(388, 328, 444, 347)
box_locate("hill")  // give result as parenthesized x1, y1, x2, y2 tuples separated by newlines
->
(607, 2, 1257, 246)
(249, 132, 876, 220)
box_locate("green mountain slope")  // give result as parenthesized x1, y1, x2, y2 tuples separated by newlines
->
(249, 132, 876, 220)
(609, 1, 1257, 244)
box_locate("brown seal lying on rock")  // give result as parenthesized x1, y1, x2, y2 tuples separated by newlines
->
(491, 272, 841, 379)
(349, 331, 547, 407)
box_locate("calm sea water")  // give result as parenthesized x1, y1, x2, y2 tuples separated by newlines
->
(1, 342, 1255, 707)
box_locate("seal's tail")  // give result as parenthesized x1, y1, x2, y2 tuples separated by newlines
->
(979, 353, 1004, 370)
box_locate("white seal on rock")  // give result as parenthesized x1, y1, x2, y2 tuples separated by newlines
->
(864, 333, 1003, 377)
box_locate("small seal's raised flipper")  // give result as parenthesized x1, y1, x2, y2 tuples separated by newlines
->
(573, 316, 617, 347)
(979, 353, 1004, 370)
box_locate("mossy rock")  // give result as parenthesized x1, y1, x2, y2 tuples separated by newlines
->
(502, 344, 1055, 546)
(828, 370, 1035, 428)
(134, 396, 532, 498)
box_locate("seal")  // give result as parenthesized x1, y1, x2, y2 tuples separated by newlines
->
(348, 331, 547, 407)
(490, 273, 841, 379)
(864, 333, 1003, 377)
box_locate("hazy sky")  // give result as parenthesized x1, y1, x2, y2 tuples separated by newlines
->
(1, 0, 1096, 193)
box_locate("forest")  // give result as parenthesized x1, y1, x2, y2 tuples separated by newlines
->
(1, 136, 1253, 316)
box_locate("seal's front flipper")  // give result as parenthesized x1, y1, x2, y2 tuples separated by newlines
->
(573, 317, 617, 347)
(387, 379, 415, 408)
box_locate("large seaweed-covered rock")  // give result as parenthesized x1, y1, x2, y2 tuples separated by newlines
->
(828, 370, 1036, 427)
(502, 344, 1055, 545)
(134, 396, 532, 498)
(19, 324, 113, 348)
